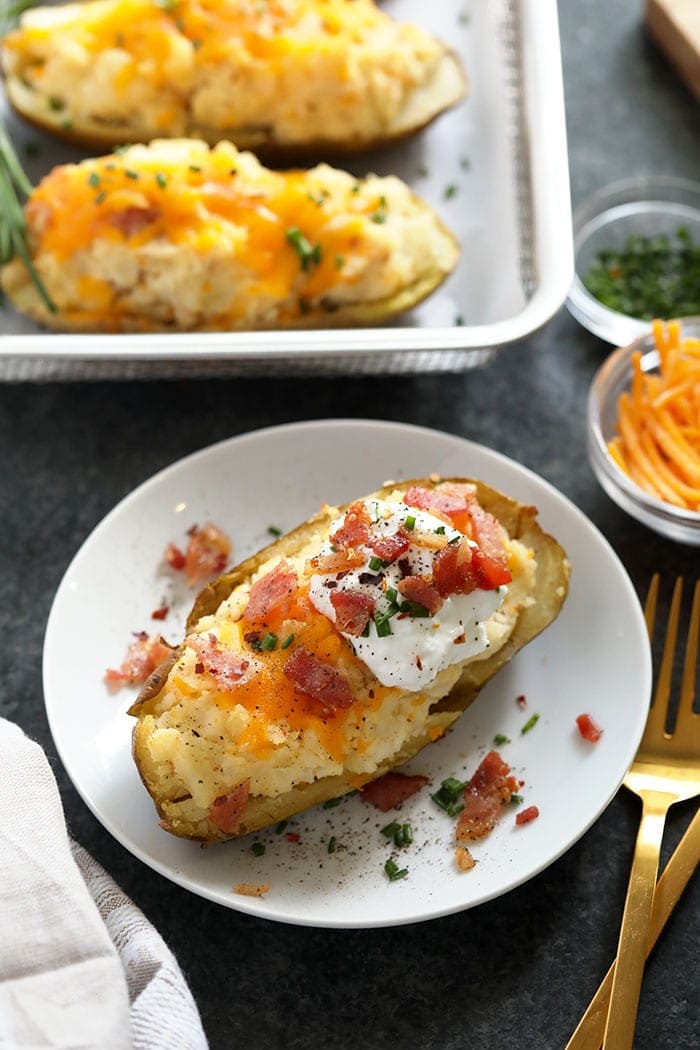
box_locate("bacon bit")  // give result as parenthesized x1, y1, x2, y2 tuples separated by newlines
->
(208, 780, 250, 834)
(234, 882, 270, 898)
(104, 633, 173, 687)
(397, 575, 444, 615)
(309, 548, 366, 575)
(576, 713, 603, 743)
(516, 694, 527, 709)
(330, 588, 375, 635)
(151, 605, 169, 621)
(108, 204, 161, 236)
(515, 805, 540, 826)
(183, 522, 231, 585)
(331, 501, 371, 549)
(187, 633, 251, 689)
(244, 561, 298, 624)
(456, 750, 520, 841)
(283, 647, 353, 712)
(370, 531, 410, 563)
(455, 846, 477, 872)
(465, 500, 512, 588)
(360, 771, 429, 812)
(165, 542, 186, 570)
(194, 661, 204, 674)
(433, 538, 479, 597)
(286, 832, 301, 843)
(403, 485, 469, 518)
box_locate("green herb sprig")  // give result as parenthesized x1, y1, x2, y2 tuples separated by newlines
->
(0, 121, 55, 312)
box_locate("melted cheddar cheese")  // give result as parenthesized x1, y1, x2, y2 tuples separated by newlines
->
(14, 139, 457, 330)
(2, 0, 457, 145)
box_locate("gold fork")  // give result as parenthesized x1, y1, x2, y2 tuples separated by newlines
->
(566, 574, 700, 1050)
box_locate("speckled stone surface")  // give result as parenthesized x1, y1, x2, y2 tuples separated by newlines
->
(1, 1, 699, 1048)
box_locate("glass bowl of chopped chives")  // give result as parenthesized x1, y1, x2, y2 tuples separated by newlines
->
(567, 175, 700, 346)
(587, 317, 700, 544)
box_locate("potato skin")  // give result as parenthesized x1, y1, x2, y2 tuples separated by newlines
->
(130, 478, 570, 841)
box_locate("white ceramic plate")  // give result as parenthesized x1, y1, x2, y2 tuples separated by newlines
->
(43, 420, 651, 928)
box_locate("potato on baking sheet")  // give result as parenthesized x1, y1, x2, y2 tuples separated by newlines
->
(1, 0, 466, 155)
(129, 478, 570, 842)
(0, 138, 459, 332)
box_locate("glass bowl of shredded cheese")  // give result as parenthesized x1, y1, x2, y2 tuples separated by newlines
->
(587, 318, 700, 544)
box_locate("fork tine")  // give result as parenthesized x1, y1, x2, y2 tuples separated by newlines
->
(641, 576, 683, 746)
(673, 578, 700, 743)
(644, 573, 659, 639)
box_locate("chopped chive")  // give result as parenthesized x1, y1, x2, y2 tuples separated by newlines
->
(267, 525, 282, 536)
(351, 182, 361, 194)
(510, 794, 523, 805)
(298, 296, 310, 315)
(114, 144, 131, 154)
(124, 169, 139, 180)
(251, 842, 265, 856)
(323, 797, 342, 809)
(374, 614, 392, 638)
(94, 191, 106, 205)
(275, 820, 288, 834)
(155, 172, 168, 189)
(261, 632, 278, 651)
(368, 555, 383, 571)
(87, 172, 100, 188)
(381, 821, 401, 839)
(60, 119, 73, 130)
(48, 96, 64, 111)
(360, 622, 370, 638)
(493, 733, 511, 746)
(401, 822, 413, 846)
(188, 164, 202, 172)
(455, 315, 465, 326)
(285, 226, 322, 271)
(280, 633, 295, 650)
(384, 858, 408, 881)
(398, 599, 429, 618)
(431, 776, 466, 818)
(434, 525, 446, 535)
(385, 587, 398, 604)
(521, 713, 540, 735)
(448, 535, 461, 545)
(443, 183, 458, 200)
(327, 836, 337, 854)
(335, 254, 345, 270)
(404, 514, 416, 530)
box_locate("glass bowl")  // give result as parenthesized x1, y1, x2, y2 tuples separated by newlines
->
(568, 176, 700, 345)
(587, 319, 700, 545)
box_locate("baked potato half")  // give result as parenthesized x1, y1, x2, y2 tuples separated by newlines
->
(129, 477, 570, 842)
(1, 0, 466, 156)
(0, 138, 459, 332)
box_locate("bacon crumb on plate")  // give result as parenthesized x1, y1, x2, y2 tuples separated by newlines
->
(360, 771, 429, 812)
(576, 713, 603, 743)
(164, 522, 232, 585)
(515, 805, 539, 826)
(104, 632, 173, 688)
(151, 605, 169, 620)
(233, 883, 271, 898)
(455, 846, 477, 872)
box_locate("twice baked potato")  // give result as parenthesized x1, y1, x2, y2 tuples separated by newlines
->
(0, 138, 459, 332)
(129, 478, 570, 842)
(1, 0, 466, 155)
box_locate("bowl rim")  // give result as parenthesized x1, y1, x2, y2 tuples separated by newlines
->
(587, 320, 700, 529)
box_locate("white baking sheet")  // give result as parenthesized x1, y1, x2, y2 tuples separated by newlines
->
(0, 0, 573, 377)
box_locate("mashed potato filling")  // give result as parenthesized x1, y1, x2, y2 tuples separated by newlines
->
(11, 139, 456, 330)
(3, 0, 454, 145)
(139, 490, 536, 807)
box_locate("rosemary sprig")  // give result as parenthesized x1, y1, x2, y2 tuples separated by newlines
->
(0, 121, 56, 312)
(1, 0, 36, 35)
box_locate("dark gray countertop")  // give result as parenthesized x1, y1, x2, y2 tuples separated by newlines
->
(1, 1, 699, 1048)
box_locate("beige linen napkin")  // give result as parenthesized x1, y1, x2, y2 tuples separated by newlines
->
(0, 718, 208, 1050)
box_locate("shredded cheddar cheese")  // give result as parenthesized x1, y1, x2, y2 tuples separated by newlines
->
(608, 320, 700, 511)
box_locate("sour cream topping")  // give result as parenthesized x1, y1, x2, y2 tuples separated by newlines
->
(308, 499, 507, 692)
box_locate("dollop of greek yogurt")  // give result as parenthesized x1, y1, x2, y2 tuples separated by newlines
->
(308, 498, 507, 692)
